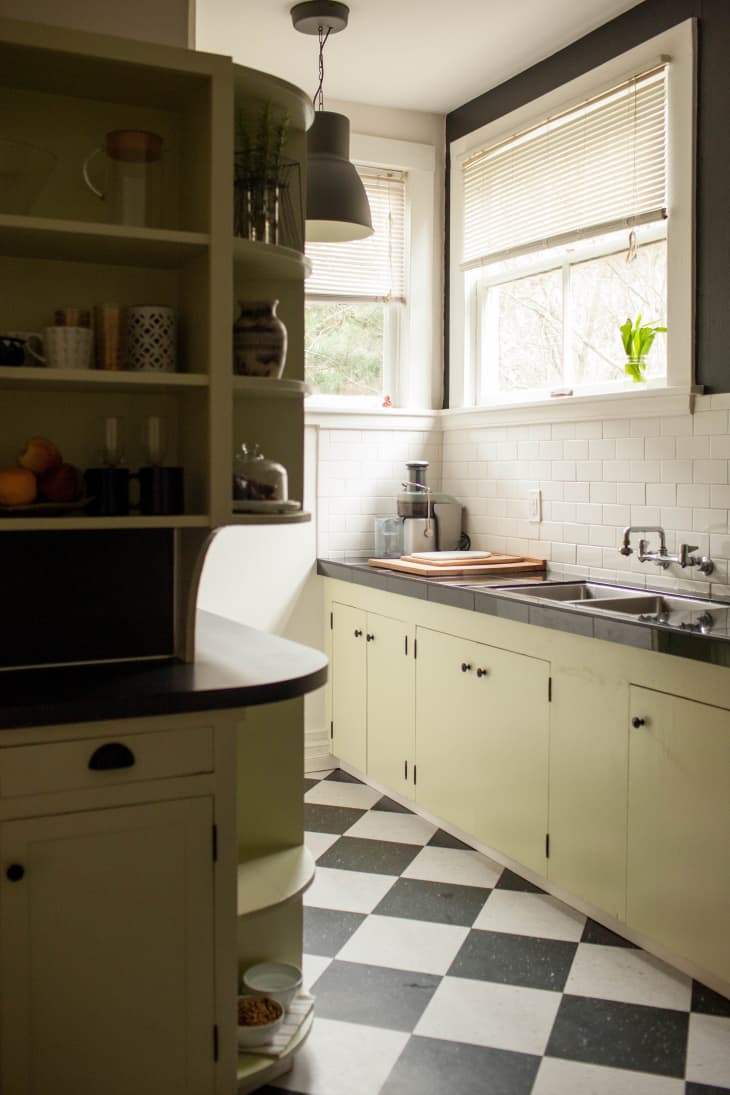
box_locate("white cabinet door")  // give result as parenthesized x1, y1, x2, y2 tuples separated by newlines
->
(366, 612, 415, 800)
(627, 686, 730, 982)
(331, 603, 367, 770)
(0, 796, 215, 1095)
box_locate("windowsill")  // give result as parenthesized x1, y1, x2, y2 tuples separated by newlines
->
(305, 402, 440, 430)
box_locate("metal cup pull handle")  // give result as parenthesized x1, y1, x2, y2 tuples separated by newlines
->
(82, 146, 105, 200)
(88, 741, 135, 770)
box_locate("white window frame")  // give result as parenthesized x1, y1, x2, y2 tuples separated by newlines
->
(305, 134, 438, 412)
(449, 20, 696, 412)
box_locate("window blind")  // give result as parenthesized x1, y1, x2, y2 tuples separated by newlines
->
(462, 66, 667, 269)
(306, 169, 407, 301)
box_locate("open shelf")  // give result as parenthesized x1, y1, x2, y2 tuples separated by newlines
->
(0, 366, 209, 393)
(233, 238, 311, 281)
(236, 1010, 313, 1094)
(0, 215, 209, 267)
(0, 514, 210, 532)
(233, 376, 307, 399)
(237, 846, 315, 918)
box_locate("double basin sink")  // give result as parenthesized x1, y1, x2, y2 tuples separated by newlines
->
(479, 581, 730, 634)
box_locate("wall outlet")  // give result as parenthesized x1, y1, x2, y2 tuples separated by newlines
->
(528, 489, 542, 523)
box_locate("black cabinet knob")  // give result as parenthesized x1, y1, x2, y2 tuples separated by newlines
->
(631, 716, 646, 729)
(461, 662, 472, 672)
(476, 667, 488, 678)
(354, 629, 363, 637)
(6, 864, 24, 882)
(366, 633, 374, 642)
(88, 742, 135, 771)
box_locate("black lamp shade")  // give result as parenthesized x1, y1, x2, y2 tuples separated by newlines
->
(306, 112, 373, 242)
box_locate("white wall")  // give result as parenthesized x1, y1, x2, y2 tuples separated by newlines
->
(0, 0, 191, 46)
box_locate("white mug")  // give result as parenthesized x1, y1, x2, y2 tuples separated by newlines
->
(30, 326, 94, 369)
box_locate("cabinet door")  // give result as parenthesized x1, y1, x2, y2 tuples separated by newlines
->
(414, 629, 485, 837)
(548, 669, 628, 919)
(0, 797, 215, 1095)
(331, 602, 367, 771)
(627, 687, 730, 981)
(473, 644, 550, 875)
(366, 612, 415, 800)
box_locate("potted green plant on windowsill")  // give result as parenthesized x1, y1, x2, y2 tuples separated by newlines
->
(619, 314, 667, 382)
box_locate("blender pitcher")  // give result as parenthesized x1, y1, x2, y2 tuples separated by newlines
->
(82, 130, 163, 227)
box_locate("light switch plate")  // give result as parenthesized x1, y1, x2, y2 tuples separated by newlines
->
(528, 489, 542, 523)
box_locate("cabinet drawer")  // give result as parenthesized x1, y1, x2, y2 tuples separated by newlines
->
(0, 726, 214, 798)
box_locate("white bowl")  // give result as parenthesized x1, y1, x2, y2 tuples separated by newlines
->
(242, 961, 303, 1010)
(237, 995, 284, 1048)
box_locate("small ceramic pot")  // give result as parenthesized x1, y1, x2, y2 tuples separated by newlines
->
(233, 300, 287, 378)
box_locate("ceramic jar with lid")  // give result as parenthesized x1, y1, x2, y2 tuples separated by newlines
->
(232, 442, 288, 502)
(233, 300, 287, 378)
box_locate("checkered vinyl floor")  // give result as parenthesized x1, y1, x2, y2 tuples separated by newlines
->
(262, 768, 730, 1095)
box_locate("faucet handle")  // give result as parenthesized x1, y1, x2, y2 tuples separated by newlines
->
(679, 543, 699, 567)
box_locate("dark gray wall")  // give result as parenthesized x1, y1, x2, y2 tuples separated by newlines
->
(445, 0, 730, 394)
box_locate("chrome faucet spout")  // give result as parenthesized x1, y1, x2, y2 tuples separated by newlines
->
(620, 525, 667, 558)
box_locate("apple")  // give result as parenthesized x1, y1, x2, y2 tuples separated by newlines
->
(37, 462, 82, 503)
(18, 436, 62, 476)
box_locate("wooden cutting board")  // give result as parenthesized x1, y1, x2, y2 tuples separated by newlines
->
(367, 554, 546, 577)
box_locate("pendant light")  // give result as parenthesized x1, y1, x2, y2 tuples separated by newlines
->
(291, 0, 373, 242)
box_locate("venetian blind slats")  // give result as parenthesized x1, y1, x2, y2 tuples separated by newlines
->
(306, 170, 407, 301)
(462, 67, 667, 269)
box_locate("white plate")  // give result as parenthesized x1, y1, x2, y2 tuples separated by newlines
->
(408, 550, 492, 562)
(233, 499, 302, 514)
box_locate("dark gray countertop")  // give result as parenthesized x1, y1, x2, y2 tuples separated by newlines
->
(0, 610, 329, 731)
(318, 558, 730, 668)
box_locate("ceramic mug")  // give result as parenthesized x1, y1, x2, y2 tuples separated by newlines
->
(30, 326, 94, 369)
(3, 331, 44, 365)
(127, 305, 176, 372)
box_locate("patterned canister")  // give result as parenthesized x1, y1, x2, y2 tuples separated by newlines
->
(127, 305, 176, 372)
(233, 300, 287, 378)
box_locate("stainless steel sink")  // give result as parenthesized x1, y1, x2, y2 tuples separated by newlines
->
(490, 581, 730, 632)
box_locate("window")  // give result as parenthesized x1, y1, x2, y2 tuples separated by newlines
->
(450, 22, 695, 408)
(305, 169, 406, 402)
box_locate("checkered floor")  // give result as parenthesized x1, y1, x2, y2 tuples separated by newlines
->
(262, 768, 730, 1095)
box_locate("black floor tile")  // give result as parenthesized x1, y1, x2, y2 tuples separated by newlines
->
(495, 868, 545, 894)
(316, 835, 422, 876)
(303, 906, 365, 957)
(685, 1084, 730, 1095)
(304, 803, 365, 834)
(545, 995, 689, 1077)
(581, 918, 637, 948)
(380, 1035, 540, 1095)
(310, 960, 439, 1032)
(428, 828, 474, 850)
(448, 928, 577, 992)
(373, 877, 490, 927)
(691, 980, 730, 1016)
(325, 768, 364, 784)
(304, 778, 319, 793)
(373, 794, 413, 814)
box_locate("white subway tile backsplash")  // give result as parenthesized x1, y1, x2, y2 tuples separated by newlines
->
(589, 439, 616, 460)
(616, 482, 646, 505)
(629, 460, 661, 483)
(661, 460, 692, 483)
(577, 545, 604, 567)
(563, 440, 590, 460)
(602, 419, 632, 438)
(563, 523, 592, 545)
(710, 484, 730, 508)
(645, 436, 677, 460)
(539, 440, 564, 460)
(630, 418, 661, 436)
(659, 507, 692, 529)
(694, 411, 729, 435)
(694, 460, 728, 484)
(661, 415, 693, 436)
(551, 422, 576, 440)
(603, 460, 631, 481)
(602, 504, 631, 526)
(552, 461, 577, 480)
(616, 437, 645, 461)
(646, 483, 676, 506)
(677, 483, 710, 507)
(564, 482, 590, 502)
(589, 524, 619, 548)
(576, 461, 603, 480)
(709, 435, 730, 458)
(676, 435, 710, 460)
(630, 506, 662, 526)
(541, 481, 565, 501)
(575, 503, 603, 524)
(551, 542, 577, 564)
(590, 482, 617, 503)
(692, 508, 728, 533)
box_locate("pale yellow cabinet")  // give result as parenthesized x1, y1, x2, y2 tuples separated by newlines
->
(547, 668, 629, 920)
(0, 796, 215, 1095)
(330, 602, 415, 798)
(415, 627, 550, 874)
(627, 686, 730, 982)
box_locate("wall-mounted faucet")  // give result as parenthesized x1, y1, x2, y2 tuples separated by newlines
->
(619, 526, 714, 575)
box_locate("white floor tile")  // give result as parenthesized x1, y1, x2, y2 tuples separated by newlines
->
(532, 1057, 685, 1094)
(336, 914, 469, 976)
(270, 1016, 408, 1095)
(401, 845, 502, 888)
(304, 867, 397, 914)
(473, 889, 586, 941)
(415, 975, 561, 1056)
(686, 1012, 730, 1089)
(302, 953, 332, 992)
(304, 831, 339, 860)
(564, 944, 692, 1011)
(343, 809, 437, 846)
(304, 781, 381, 810)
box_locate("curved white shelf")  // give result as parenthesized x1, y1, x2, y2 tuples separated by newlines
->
(0, 366, 209, 394)
(237, 845, 315, 918)
(233, 376, 307, 399)
(233, 64, 314, 131)
(225, 511, 312, 527)
(237, 1010, 313, 1094)
(0, 214, 209, 267)
(0, 514, 210, 532)
(233, 237, 311, 281)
